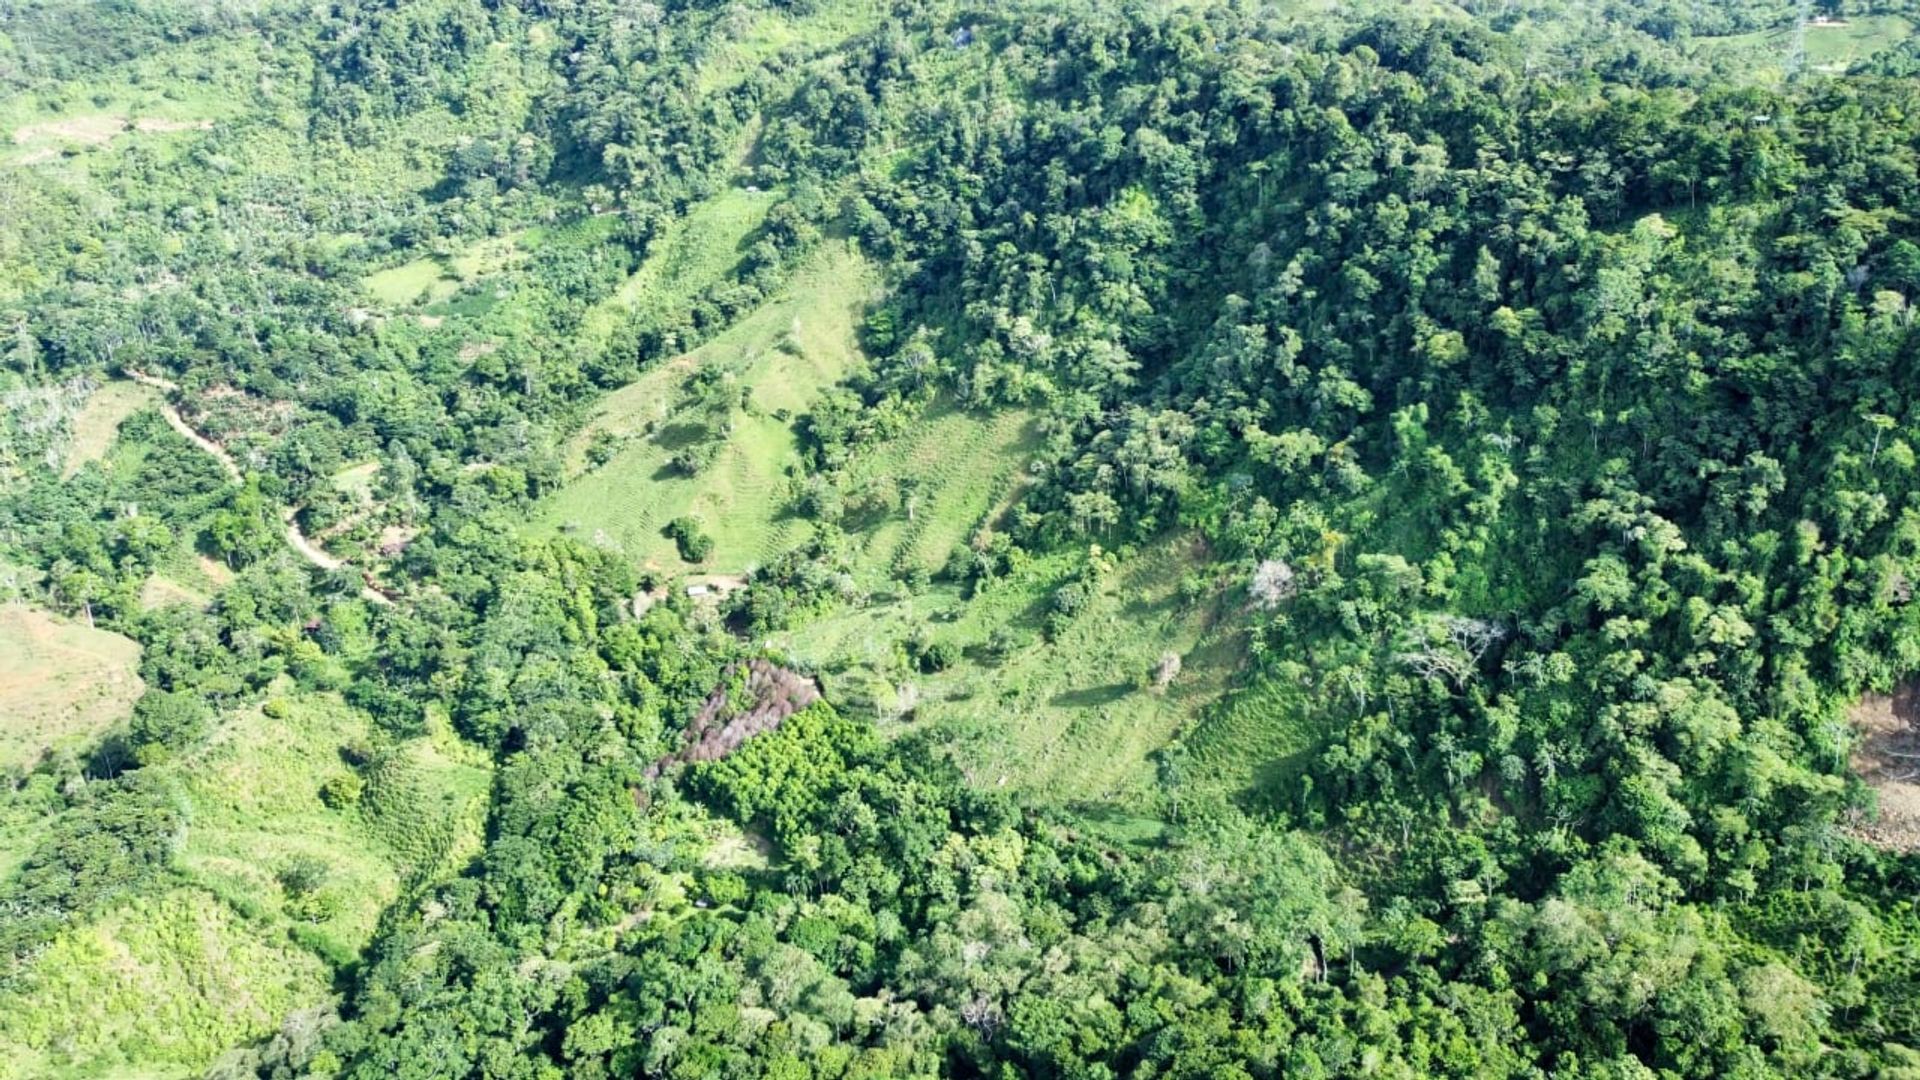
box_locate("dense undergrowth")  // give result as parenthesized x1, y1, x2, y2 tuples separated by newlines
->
(3, 0, 1920, 1076)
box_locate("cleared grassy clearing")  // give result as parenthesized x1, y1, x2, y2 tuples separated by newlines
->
(1697, 15, 1914, 75)
(332, 460, 381, 503)
(1804, 15, 1914, 68)
(363, 231, 533, 308)
(62, 380, 160, 478)
(0, 34, 264, 170)
(172, 694, 490, 958)
(0, 693, 492, 1080)
(690, 2, 892, 96)
(578, 185, 781, 349)
(538, 241, 875, 574)
(131, 548, 236, 615)
(363, 258, 456, 307)
(838, 405, 1040, 582)
(138, 575, 210, 611)
(0, 606, 143, 772)
(778, 535, 1241, 807)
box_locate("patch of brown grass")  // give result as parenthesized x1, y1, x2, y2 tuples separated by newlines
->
(63, 380, 159, 478)
(0, 606, 143, 770)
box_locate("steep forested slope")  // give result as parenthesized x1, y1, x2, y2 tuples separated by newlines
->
(3, 0, 1920, 1077)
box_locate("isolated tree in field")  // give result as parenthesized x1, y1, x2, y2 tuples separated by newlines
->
(662, 516, 713, 563)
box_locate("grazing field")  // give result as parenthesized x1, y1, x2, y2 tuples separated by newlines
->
(0, 692, 492, 1079)
(0, 606, 143, 772)
(361, 231, 531, 308)
(777, 535, 1242, 807)
(62, 380, 160, 477)
(0, 34, 263, 171)
(836, 404, 1041, 582)
(1697, 14, 1915, 75)
(537, 241, 876, 574)
(1801, 15, 1915, 68)
(363, 257, 458, 307)
(577, 185, 781, 349)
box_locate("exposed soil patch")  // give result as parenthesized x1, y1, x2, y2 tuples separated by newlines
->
(11, 115, 211, 152)
(13, 115, 126, 146)
(376, 525, 418, 558)
(683, 573, 748, 598)
(132, 118, 214, 133)
(1847, 683, 1920, 851)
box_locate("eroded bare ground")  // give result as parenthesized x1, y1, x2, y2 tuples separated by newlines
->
(1847, 683, 1920, 851)
(11, 116, 212, 152)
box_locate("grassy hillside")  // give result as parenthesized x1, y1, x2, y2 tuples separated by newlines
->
(688, 1, 891, 95)
(833, 404, 1041, 582)
(0, 34, 260, 169)
(1697, 13, 1916, 76)
(536, 239, 877, 574)
(1179, 669, 1324, 806)
(577, 185, 781, 349)
(62, 380, 161, 478)
(361, 230, 533, 309)
(777, 536, 1243, 807)
(172, 694, 491, 957)
(0, 606, 143, 773)
(0, 692, 491, 1079)
(0, 887, 330, 1080)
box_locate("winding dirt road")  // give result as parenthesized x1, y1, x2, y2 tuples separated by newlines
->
(123, 370, 393, 605)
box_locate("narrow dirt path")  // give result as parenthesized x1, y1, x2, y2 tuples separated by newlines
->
(127, 370, 242, 481)
(282, 507, 345, 571)
(123, 370, 393, 605)
(123, 369, 179, 392)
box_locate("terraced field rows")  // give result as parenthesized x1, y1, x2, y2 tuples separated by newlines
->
(1179, 667, 1323, 804)
(538, 242, 874, 575)
(897, 410, 1038, 574)
(778, 535, 1242, 807)
(840, 406, 1037, 580)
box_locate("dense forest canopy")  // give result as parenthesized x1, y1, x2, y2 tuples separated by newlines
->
(3, 0, 1920, 1076)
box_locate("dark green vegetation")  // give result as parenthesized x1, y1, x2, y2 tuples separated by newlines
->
(6, 0, 1920, 1076)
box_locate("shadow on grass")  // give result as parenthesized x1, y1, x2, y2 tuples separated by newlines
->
(1237, 746, 1320, 817)
(1049, 682, 1134, 708)
(1067, 802, 1171, 849)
